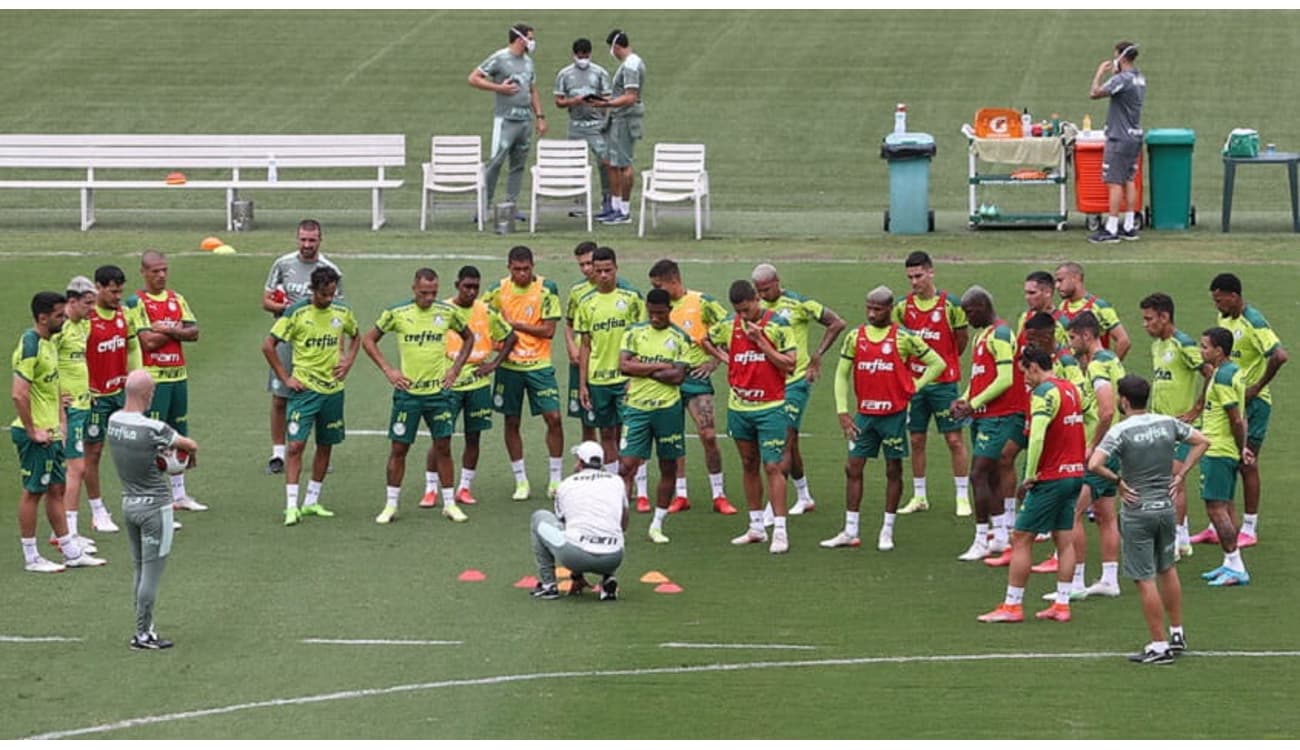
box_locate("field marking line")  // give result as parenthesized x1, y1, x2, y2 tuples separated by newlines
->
(0, 635, 83, 643)
(25, 650, 1300, 739)
(302, 638, 463, 647)
(660, 642, 817, 651)
(345, 430, 812, 440)
(337, 13, 439, 90)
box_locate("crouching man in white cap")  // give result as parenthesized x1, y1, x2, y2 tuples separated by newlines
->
(529, 440, 627, 601)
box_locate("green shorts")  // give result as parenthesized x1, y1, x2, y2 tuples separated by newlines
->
(783, 378, 810, 431)
(388, 390, 453, 444)
(1173, 441, 1191, 463)
(64, 407, 90, 460)
(606, 115, 643, 168)
(1083, 455, 1120, 499)
(681, 374, 715, 404)
(908, 381, 965, 433)
(1246, 397, 1270, 450)
(12, 426, 66, 494)
(448, 385, 493, 434)
(287, 389, 346, 446)
(147, 379, 189, 436)
(848, 411, 909, 460)
(728, 404, 787, 465)
(620, 403, 686, 461)
(1199, 455, 1238, 503)
(971, 414, 1023, 460)
(494, 366, 561, 417)
(566, 363, 584, 420)
(1015, 476, 1083, 534)
(1120, 508, 1177, 580)
(583, 382, 627, 429)
(86, 391, 125, 445)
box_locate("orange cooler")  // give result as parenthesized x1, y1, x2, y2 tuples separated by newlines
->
(1074, 133, 1143, 215)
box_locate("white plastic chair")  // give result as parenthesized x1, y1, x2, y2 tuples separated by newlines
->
(638, 143, 710, 240)
(529, 139, 592, 233)
(420, 136, 485, 231)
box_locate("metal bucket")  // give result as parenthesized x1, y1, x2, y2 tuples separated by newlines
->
(232, 200, 255, 232)
(494, 201, 516, 234)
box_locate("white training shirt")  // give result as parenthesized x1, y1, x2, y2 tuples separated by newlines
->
(554, 469, 627, 555)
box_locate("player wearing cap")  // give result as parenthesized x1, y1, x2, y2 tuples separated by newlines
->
(529, 441, 626, 601)
(52, 275, 99, 554)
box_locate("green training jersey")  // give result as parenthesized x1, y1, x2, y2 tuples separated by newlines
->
(1056, 352, 1097, 437)
(53, 317, 90, 411)
(1058, 295, 1122, 335)
(1203, 361, 1246, 459)
(1084, 349, 1126, 442)
(1150, 329, 1203, 417)
(478, 47, 536, 121)
(761, 289, 827, 384)
(374, 299, 468, 396)
(1219, 304, 1282, 405)
(565, 276, 637, 323)
(1015, 309, 1069, 347)
(575, 286, 645, 386)
(270, 299, 358, 395)
(11, 329, 61, 433)
(621, 322, 691, 411)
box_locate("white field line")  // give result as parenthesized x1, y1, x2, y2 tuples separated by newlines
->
(660, 642, 816, 651)
(345, 429, 812, 439)
(0, 635, 83, 643)
(24, 650, 1300, 739)
(336, 14, 438, 91)
(301, 638, 462, 647)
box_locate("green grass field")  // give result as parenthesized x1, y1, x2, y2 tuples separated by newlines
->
(2, 10, 1300, 740)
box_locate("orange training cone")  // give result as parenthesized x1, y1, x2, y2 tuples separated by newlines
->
(654, 582, 683, 594)
(200, 236, 223, 251)
(513, 576, 538, 589)
(640, 571, 670, 584)
(457, 569, 487, 582)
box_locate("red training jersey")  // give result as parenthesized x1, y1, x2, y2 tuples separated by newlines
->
(1034, 377, 1087, 481)
(852, 324, 914, 415)
(901, 291, 960, 383)
(137, 289, 186, 370)
(728, 311, 786, 405)
(85, 307, 130, 396)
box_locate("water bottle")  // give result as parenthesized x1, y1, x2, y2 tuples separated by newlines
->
(894, 103, 907, 135)
(267, 154, 278, 183)
(1082, 114, 1093, 132)
(1021, 109, 1032, 138)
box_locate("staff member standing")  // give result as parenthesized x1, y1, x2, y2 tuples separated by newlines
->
(591, 29, 644, 225)
(469, 22, 548, 216)
(1088, 41, 1145, 244)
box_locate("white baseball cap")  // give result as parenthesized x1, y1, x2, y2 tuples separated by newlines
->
(67, 275, 95, 295)
(571, 440, 604, 467)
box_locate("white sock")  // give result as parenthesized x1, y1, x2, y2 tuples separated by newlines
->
(1072, 563, 1086, 589)
(675, 476, 688, 498)
(385, 486, 400, 509)
(425, 471, 439, 494)
(442, 488, 455, 507)
(794, 475, 811, 501)
(1105, 215, 1119, 234)
(170, 473, 186, 500)
(58, 533, 81, 560)
(635, 464, 648, 498)
(974, 522, 989, 544)
(286, 484, 299, 510)
(845, 511, 860, 538)
(458, 468, 476, 492)
(991, 513, 1008, 544)
(1003, 497, 1016, 516)
(1123, 211, 1135, 231)
(913, 477, 927, 498)
(881, 511, 896, 534)
(305, 480, 322, 506)
(1225, 549, 1245, 573)
(272, 444, 286, 460)
(1004, 585, 1024, 606)
(651, 506, 667, 530)
(1148, 640, 1169, 654)
(549, 457, 563, 484)
(772, 516, 787, 532)
(20, 538, 38, 564)
(1176, 520, 1190, 546)
(65, 511, 78, 537)
(1170, 625, 1184, 638)
(954, 476, 969, 501)
(1101, 561, 1119, 586)
(748, 510, 765, 532)
(510, 460, 527, 483)
(1242, 513, 1258, 537)
(604, 461, 619, 475)
(88, 497, 105, 515)
(1056, 581, 1073, 606)
(709, 472, 725, 499)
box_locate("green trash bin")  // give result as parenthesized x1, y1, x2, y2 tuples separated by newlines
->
(1146, 128, 1196, 230)
(881, 132, 937, 234)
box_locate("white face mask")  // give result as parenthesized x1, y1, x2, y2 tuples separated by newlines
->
(574, 57, 590, 69)
(510, 27, 535, 54)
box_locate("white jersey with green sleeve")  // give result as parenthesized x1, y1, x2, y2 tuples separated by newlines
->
(374, 299, 468, 396)
(621, 322, 691, 411)
(269, 300, 358, 395)
(1219, 304, 1282, 405)
(761, 289, 827, 384)
(575, 287, 645, 386)
(479, 47, 535, 121)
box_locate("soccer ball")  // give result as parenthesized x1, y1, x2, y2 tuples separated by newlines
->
(155, 448, 190, 476)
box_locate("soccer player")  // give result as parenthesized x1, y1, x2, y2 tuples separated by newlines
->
(362, 268, 474, 525)
(262, 266, 359, 527)
(529, 441, 626, 601)
(1195, 327, 1252, 587)
(647, 259, 735, 515)
(751, 263, 846, 516)
(978, 346, 1085, 624)
(83, 265, 142, 535)
(445, 266, 516, 506)
(13, 291, 106, 572)
(469, 23, 547, 215)
(1140, 293, 1210, 558)
(262, 220, 344, 474)
(1203, 273, 1287, 547)
(554, 38, 613, 217)
(589, 29, 644, 224)
(53, 276, 98, 554)
(708, 280, 797, 554)
(575, 247, 645, 497)
(950, 287, 1021, 562)
(892, 251, 971, 517)
(125, 250, 203, 512)
(823, 286, 945, 551)
(1053, 261, 1130, 359)
(482, 245, 565, 500)
(1089, 375, 1208, 663)
(1065, 312, 1126, 598)
(619, 288, 690, 543)
(1017, 270, 1069, 348)
(107, 370, 200, 650)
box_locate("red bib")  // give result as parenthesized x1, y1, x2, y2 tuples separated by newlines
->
(852, 324, 914, 415)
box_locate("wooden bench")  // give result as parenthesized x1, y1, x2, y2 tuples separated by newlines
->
(0, 134, 405, 230)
